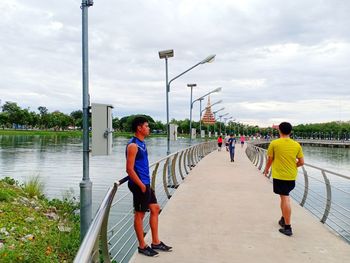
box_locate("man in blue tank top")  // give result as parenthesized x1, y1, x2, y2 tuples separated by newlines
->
(126, 116, 172, 257)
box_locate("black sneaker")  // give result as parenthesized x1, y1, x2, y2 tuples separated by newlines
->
(278, 217, 285, 228)
(279, 227, 293, 236)
(138, 245, 159, 257)
(151, 241, 173, 252)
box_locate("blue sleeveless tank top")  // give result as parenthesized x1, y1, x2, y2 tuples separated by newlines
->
(126, 137, 150, 185)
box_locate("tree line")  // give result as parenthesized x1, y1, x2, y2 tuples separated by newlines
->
(1, 101, 349, 138)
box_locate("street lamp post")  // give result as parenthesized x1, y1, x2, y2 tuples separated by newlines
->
(199, 98, 204, 137)
(188, 83, 197, 142)
(213, 107, 225, 134)
(80, 0, 94, 241)
(224, 116, 233, 134)
(190, 87, 222, 141)
(218, 113, 229, 135)
(159, 50, 216, 154)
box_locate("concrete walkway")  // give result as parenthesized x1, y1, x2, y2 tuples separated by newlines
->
(131, 145, 349, 263)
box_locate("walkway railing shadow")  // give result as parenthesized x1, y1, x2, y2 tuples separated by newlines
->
(245, 143, 350, 243)
(74, 141, 217, 263)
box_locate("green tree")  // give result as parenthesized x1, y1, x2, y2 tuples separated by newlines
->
(2, 102, 24, 127)
(0, 112, 9, 128)
(38, 106, 49, 129)
(70, 110, 83, 129)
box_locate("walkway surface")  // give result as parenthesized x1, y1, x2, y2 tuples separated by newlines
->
(131, 145, 349, 263)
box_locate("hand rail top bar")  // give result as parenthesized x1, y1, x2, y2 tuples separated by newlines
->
(149, 141, 210, 167)
(303, 163, 350, 180)
(247, 143, 350, 181)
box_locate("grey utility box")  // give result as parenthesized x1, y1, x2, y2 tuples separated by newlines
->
(91, 103, 114, 156)
(169, 124, 178, 141)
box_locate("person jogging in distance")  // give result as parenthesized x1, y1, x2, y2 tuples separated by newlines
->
(217, 135, 223, 151)
(228, 134, 236, 162)
(263, 122, 304, 236)
(126, 116, 172, 257)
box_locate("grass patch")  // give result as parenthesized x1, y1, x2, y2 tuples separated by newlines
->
(0, 178, 80, 262)
(0, 130, 83, 137)
(23, 175, 45, 199)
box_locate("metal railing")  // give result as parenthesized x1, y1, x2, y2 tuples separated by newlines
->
(245, 143, 350, 243)
(74, 140, 217, 263)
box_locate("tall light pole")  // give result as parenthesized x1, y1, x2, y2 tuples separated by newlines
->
(190, 87, 222, 141)
(198, 98, 204, 137)
(213, 107, 225, 134)
(218, 113, 229, 135)
(159, 51, 216, 154)
(80, 0, 94, 241)
(224, 116, 233, 134)
(188, 83, 197, 142)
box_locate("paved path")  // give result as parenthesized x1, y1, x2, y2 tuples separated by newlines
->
(131, 145, 349, 263)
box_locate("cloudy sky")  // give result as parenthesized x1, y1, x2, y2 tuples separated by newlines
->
(1, 0, 350, 127)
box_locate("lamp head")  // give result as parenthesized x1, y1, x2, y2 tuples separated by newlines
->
(200, 54, 216, 64)
(187, 83, 197, 87)
(213, 107, 225, 114)
(214, 87, 222, 93)
(159, 49, 174, 59)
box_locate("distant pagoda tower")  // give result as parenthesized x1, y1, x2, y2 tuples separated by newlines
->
(201, 96, 216, 125)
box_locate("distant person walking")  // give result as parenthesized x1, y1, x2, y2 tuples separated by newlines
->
(263, 122, 304, 236)
(240, 134, 245, 148)
(228, 134, 236, 162)
(217, 135, 223, 151)
(126, 116, 172, 257)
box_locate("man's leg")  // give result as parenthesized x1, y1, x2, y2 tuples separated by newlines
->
(149, 203, 161, 245)
(134, 211, 146, 248)
(280, 195, 291, 225)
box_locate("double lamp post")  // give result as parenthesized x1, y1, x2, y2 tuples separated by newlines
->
(158, 50, 215, 155)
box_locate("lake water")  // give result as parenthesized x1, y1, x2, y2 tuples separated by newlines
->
(0, 135, 204, 207)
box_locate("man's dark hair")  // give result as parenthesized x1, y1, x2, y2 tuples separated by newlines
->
(279, 122, 292, 135)
(131, 116, 148, 132)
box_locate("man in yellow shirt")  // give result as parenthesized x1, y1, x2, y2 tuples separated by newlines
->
(263, 122, 304, 236)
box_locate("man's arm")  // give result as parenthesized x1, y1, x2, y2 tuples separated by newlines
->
(126, 143, 146, 193)
(296, 157, 304, 167)
(263, 156, 273, 177)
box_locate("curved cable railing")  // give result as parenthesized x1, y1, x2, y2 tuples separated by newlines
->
(245, 143, 350, 243)
(74, 140, 217, 263)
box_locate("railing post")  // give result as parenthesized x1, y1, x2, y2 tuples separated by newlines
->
(258, 149, 264, 170)
(162, 158, 172, 199)
(183, 149, 189, 174)
(178, 150, 185, 180)
(99, 184, 119, 263)
(171, 153, 179, 187)
(320, 170, 332, 223)
(300, 166, 309, 207)
(151, 163, 160, 191)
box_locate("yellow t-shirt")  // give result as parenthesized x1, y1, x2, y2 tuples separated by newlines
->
(267, 138, 304, 180)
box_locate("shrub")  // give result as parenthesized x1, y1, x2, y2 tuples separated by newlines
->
(0, 188, 16, 201)
(23, 175, 45, 198)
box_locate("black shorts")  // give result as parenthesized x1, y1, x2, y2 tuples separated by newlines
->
(128, 183, 157, 212)
(218, 143, 222, 147)
(273, 179, 295, 196)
